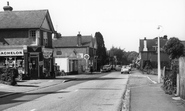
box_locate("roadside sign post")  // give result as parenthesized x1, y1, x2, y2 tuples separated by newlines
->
(84, 54, 90, 71)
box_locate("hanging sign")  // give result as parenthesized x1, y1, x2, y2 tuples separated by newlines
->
(43, 48, 53, 59)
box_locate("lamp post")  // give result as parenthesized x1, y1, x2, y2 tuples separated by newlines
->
(157, 25, 163, 83)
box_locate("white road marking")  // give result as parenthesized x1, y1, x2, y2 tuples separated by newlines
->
(75, 89, 78, 92)
(30, 109, 36, 111)
(146, 76, 157, 84)
(48, 80, 53, 82)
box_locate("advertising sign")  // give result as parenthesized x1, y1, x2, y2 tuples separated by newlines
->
(0, 50, 23, 56)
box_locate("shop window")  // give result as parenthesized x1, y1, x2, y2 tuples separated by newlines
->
(0, 57, 5, 66)
(43, 32, 48, 46)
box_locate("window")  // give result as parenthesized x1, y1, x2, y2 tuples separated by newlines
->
(36, 30, 40, 45)
(43, 32, 48, 46)
(29, 30, 40, 46)
(56, 51, 62, 55)
(29, 30, 36, 45)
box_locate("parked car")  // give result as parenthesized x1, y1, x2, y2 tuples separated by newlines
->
(121, 65, 130, 74)
(127, 65, 132, 71)
(115, 65, 122, 71)
(101, 65, 111, 72)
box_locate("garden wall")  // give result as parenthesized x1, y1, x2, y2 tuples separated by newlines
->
(179, 57, 185, 99)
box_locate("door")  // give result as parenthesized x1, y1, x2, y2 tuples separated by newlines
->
(30, 57, 39, 79)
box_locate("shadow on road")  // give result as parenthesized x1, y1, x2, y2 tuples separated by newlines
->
(15, 84, 39, 87)
(0, 90, 70, 106)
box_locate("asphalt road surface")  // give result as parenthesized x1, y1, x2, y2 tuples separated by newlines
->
(1, 72, 128, 111)
(0, 73, 108, 110)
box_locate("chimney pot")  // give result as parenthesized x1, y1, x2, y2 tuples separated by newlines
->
(3, 1, 13, 11)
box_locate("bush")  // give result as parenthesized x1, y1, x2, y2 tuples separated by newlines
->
(0, 67, 18, 85)
(161, 64, 178, 95)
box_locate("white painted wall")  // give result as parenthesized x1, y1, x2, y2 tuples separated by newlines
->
(55, 58, 69, 73)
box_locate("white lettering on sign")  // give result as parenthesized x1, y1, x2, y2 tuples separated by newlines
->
(0, 50, 23, 56)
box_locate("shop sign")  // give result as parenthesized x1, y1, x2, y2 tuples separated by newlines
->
(43, 48, 53, 59)
(77, 53, 84, 59)
(0, 50, 23, 56)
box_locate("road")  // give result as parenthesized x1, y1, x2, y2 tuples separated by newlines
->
(1, 71, 128, 111)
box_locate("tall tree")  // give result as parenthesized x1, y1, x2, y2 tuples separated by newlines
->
(163, 37, 184, 60)
(109, 47, 138, 65)
(127, 51, 138, 63)
(109, 46, 125, 65)
(95, 32, 107, 70)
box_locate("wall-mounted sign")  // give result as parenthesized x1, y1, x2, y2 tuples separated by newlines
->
(77, 53, 84, 59)
(43, 48, 53, 59)
(0, 50, 23, 56)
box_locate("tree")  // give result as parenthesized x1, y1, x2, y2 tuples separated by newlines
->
(109, 47, 138, 65)
(127, 51, 138, 63)
(109, 46, 125, 65)
(163, 37, 184, 60)
(162, 37, 184, 94)
(95, 32, 107, 70)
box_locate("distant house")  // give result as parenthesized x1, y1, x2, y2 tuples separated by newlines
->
(0, 3, 55, 79)
(139, 36, 170, 69)
(52, 32, 97, 74)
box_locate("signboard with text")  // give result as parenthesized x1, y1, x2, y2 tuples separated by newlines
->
(0, 50, 23, 56)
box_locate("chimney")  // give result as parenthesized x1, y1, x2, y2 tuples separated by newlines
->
(163, 35, 168, 40)
(3, 1, 13, 11)
(143, 37, 148, 51)
(77, 31, 82, 46)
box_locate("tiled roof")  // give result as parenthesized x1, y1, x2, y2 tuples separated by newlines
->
(139, 38, 168, 52)
(81, 36, 92, 46)
(5, 38, 31, 45)
(0, 10, 48, 29)
(0, 37, 9, 45)
(52, 36, 93, 47)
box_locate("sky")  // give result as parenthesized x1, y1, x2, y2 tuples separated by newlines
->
(0, 0, 185, 52)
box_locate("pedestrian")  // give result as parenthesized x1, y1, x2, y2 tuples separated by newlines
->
(90, 65, 93, 74)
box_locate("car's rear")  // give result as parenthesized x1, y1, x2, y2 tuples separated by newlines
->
(121, 66, 130, 74)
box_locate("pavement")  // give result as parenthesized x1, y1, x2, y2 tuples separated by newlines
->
(129, 70, 185, 111)
(0, 72, 101, 98)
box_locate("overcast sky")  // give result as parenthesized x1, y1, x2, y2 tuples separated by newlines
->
(0, 0, 185, 52)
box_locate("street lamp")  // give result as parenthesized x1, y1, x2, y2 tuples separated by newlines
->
(157, 25, 163, 83)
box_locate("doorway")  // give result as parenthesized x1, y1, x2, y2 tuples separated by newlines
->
(29, 55, 39, 79)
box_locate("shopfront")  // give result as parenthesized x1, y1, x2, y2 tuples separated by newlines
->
(0, 46, 26, 79)
(25, 46, 54, 79)
(27, 46, 41, 79)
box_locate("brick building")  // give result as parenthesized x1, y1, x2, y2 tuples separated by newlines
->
(139, 36, 170, 69)
(0, 3, 55, 79)
(52, 32, 97, 74)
